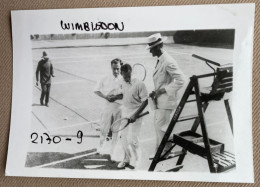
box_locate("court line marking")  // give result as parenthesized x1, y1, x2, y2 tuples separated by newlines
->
(34, 86, 90, 122)
(52, 79, 85, 85)
(48, 120, 100, 131)
(53, 56, 152, 64)
(35, 52, 150, 60)
(50, 134, 99, 138)
(31, 111, 50, 134)
(50, 51, 194, 64)
(34, 151, 97, 168)
(83, 159, 108, 162)
(52, 53, 150, 61)
(84, 165, 106, 169)
(54, 68, 96, 83)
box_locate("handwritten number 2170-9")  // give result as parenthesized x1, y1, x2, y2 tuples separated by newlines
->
(31, 131, 83, 144)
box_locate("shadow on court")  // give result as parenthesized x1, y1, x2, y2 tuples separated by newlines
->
(32, 103, 44, 107)
(25, 149, 134, 170)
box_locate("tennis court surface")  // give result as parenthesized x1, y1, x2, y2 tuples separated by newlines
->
(27, 39, 234, 172)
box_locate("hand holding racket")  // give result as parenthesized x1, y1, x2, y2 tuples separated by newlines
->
(111, 111, 149, 132)
(110, 91, 157, 132)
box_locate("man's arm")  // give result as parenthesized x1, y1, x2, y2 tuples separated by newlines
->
(36, 61, 40, 86)
(51, 63, 55, 77)
(155, 60, 185, 98)
(154, 88, 166, 98)
(93, 77, 108, 101)
(109, 94, 123, 102)
(130, 82, 149, 122)
(94, 91, 112, 102)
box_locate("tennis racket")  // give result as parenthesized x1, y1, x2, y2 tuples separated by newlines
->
(111, 111, 149, 132)
(111, 92, 154, 132)
(132, 63, 147, 81)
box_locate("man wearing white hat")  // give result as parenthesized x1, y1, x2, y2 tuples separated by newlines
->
(146, 33, 185, 157)
(36, 51, 55, 107)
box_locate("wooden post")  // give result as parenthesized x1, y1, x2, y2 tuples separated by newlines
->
(224, 99, 233, 135)
(194, 77, 216, 173)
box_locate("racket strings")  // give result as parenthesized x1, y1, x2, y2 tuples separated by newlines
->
(111, 118, 129, 132)
(132, 63, 146, 81)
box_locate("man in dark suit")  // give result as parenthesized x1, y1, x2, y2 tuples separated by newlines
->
(36, 51, 55, 107)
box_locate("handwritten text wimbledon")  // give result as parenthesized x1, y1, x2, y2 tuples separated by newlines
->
(60, 20, 124, 31)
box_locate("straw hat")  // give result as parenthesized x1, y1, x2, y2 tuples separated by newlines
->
(146, 33, 167, 50)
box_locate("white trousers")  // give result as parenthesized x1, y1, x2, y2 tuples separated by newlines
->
(154, 109, 173, 152)
(120, 108, 142, 163)
(100, 102, 121, 154)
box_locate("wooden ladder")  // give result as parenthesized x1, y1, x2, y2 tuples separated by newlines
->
(148, 55, 235, 173)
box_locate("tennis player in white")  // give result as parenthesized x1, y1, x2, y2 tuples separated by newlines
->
(117, 64, 148, 169)
(94, 58, 123, 159)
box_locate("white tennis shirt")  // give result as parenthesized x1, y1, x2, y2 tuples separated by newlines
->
(94, 74, 122, 104)
(120, 78, 148, 110)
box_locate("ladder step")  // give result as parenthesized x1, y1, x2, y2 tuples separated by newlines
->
(223, 151, 235, 159)
(186, 99, 197, 103)
(177, 115, 198, 122)
(212, 151, 236, 173)
(174, 131, 224, 157)
(149, 150, 186, 161)
(167, 151, 186, 159)
(195, 142, 224, 153)
(164, 165, 184, 172)
(189, 137, 203, 144)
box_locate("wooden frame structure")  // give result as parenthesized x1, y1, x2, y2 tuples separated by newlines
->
(149, 55, 235, 173)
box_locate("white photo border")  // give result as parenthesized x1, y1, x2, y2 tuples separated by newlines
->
(6, 4, 255, 183)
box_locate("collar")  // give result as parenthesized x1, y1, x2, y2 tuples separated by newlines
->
(124, 77, 136, 86)
(110, 74, 121, 81)
(153, 51, 166, 76)
(157, 50, 167, 62)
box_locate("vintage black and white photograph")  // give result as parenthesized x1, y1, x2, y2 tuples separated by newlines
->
(6, 4, 254, 182)
(26, 30, 235, 173)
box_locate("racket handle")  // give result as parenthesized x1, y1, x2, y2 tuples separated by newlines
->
(137, 111, 149, 119)
(149, 91, 155, 97)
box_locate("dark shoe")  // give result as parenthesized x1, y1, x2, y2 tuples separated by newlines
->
(45, 103, 49, 107)
(40, 100, 44, 105)
(110, 159, 116, 163)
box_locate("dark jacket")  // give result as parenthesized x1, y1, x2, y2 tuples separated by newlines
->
(36, 57, 54, 84)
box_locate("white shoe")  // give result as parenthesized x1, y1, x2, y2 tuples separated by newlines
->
(117, 161, 129, 169)
(96, 147, 104, 154)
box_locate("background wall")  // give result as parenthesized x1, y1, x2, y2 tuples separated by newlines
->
(174, 29, 235, 48)
(31, 29, 234, 49)
(0, 0, 258, 186)
(30, 31, 177, 40)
